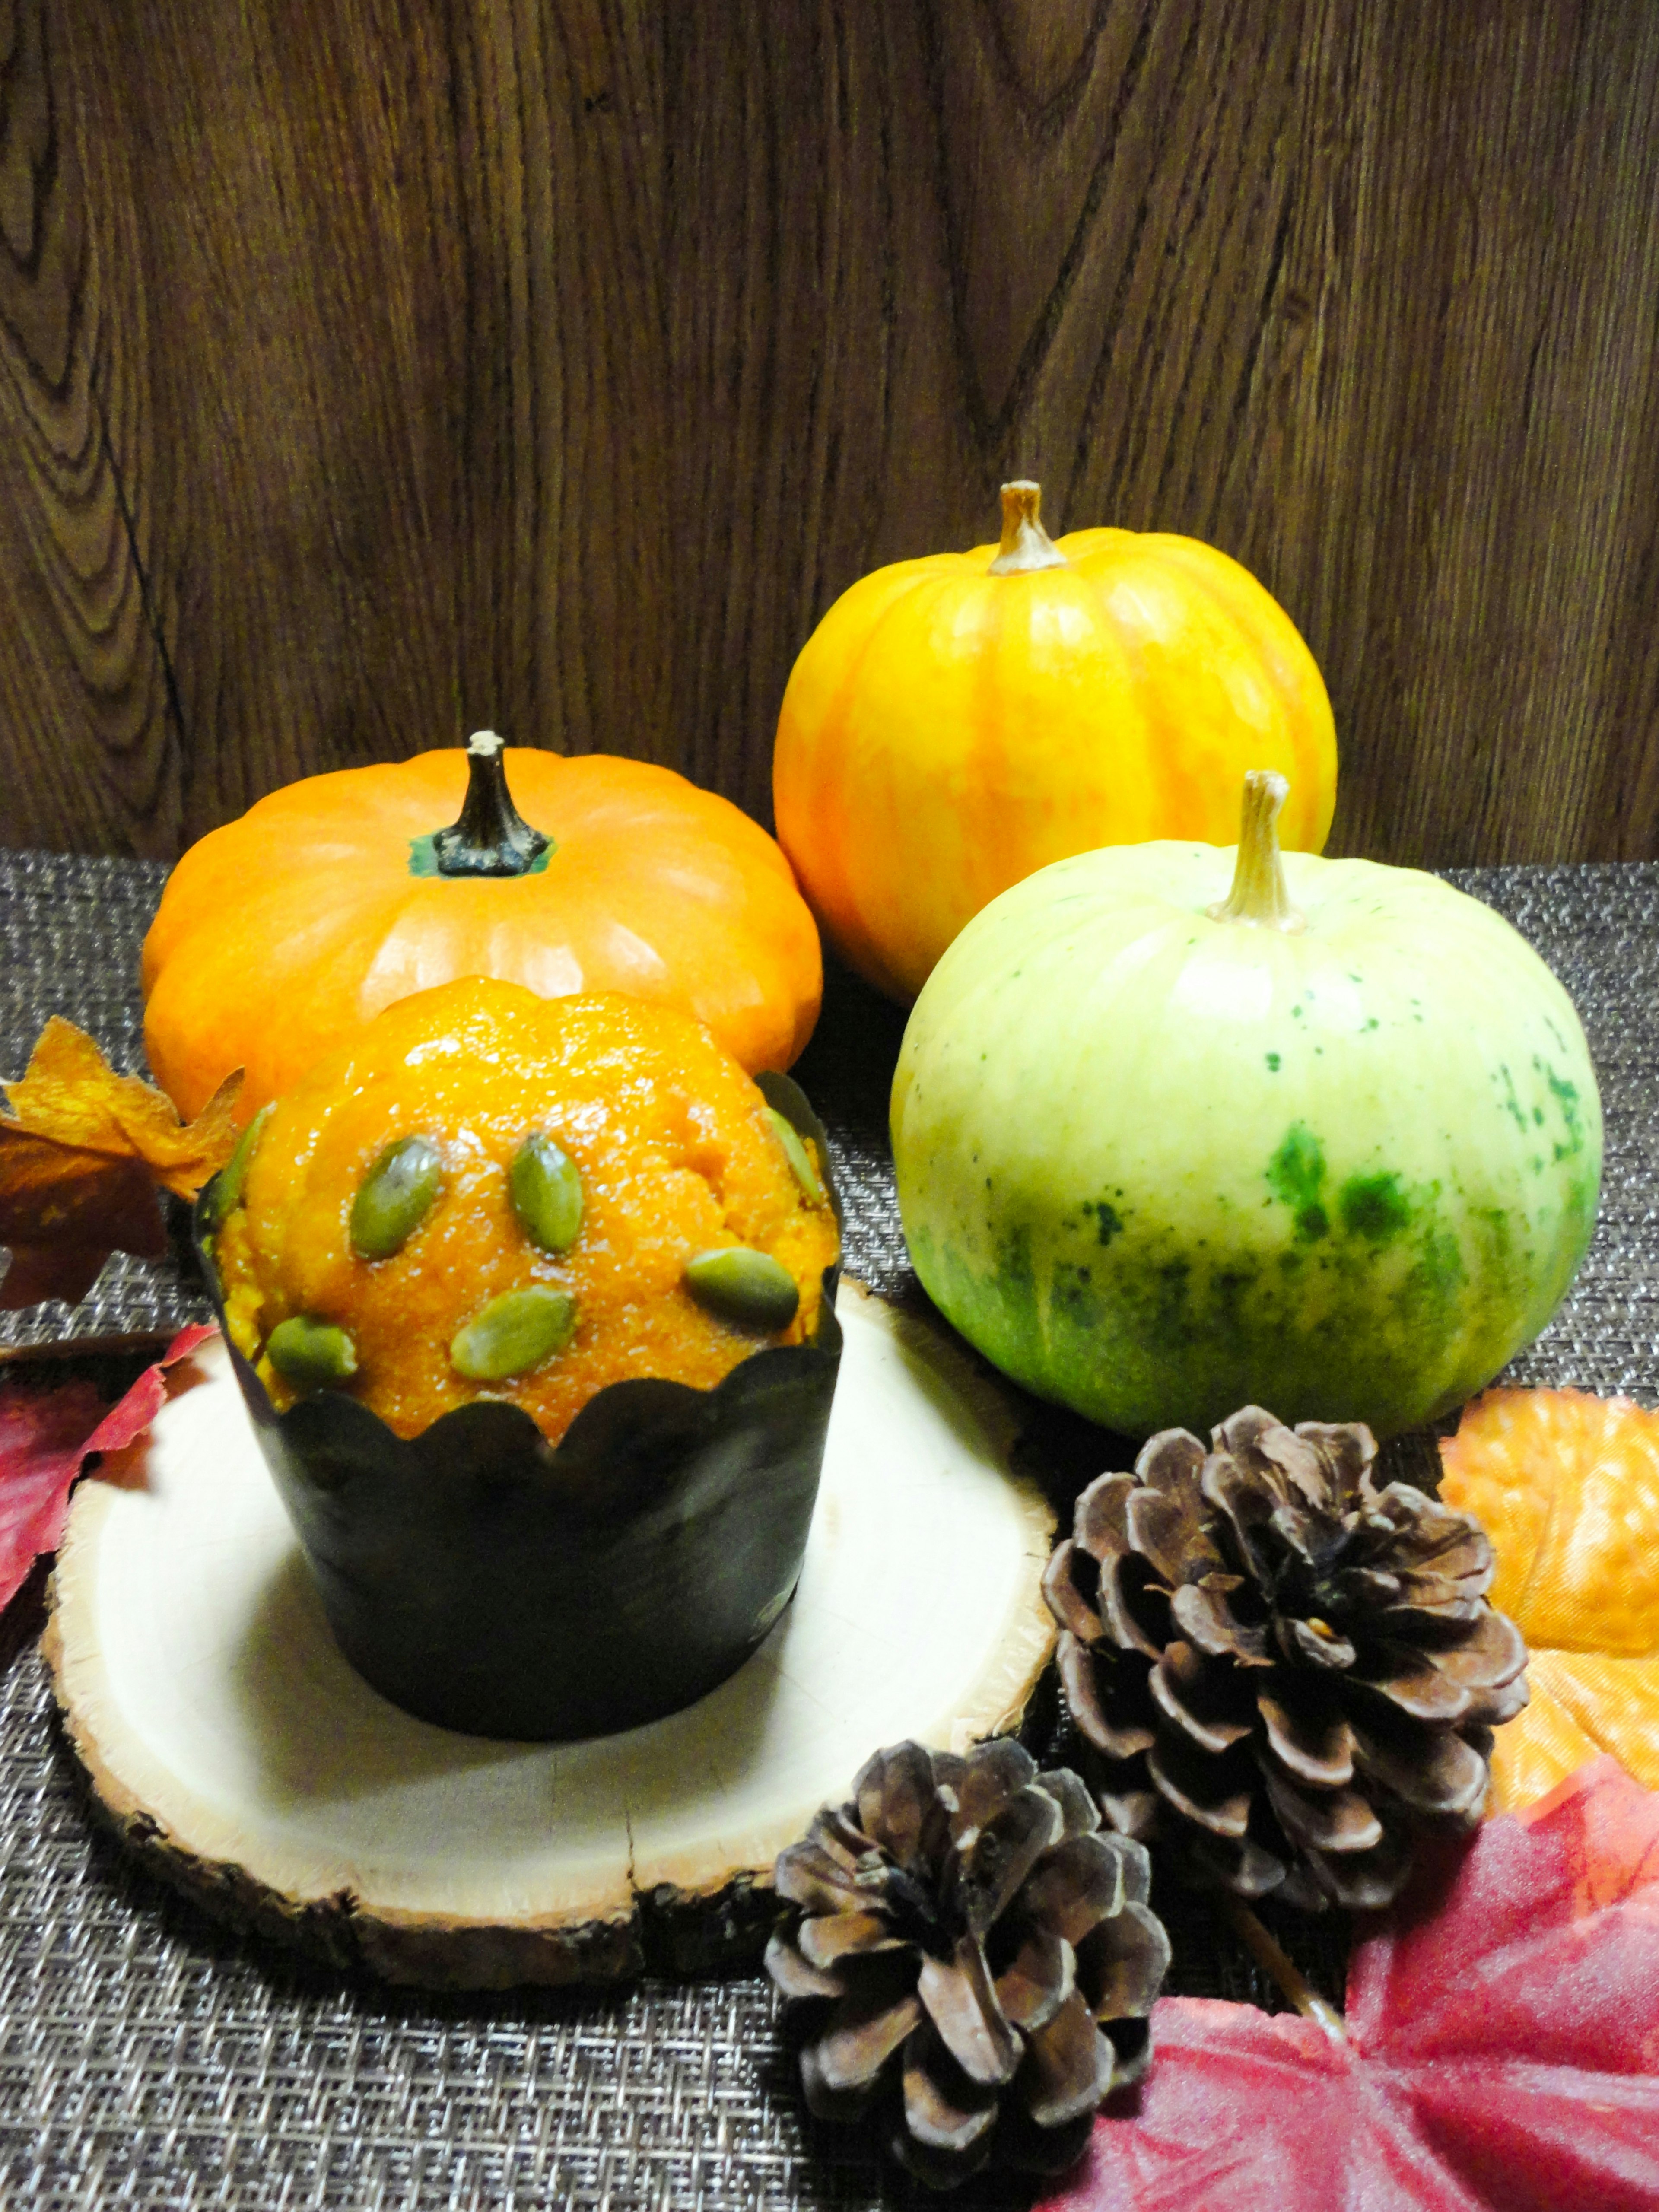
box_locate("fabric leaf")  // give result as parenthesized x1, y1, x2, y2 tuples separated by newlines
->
(0, 1323, 218, 1611)
(1039, 1757, 1659, 2212)
(1440, 1387, 1659, 1809)
(0, 1017, 241, 1307)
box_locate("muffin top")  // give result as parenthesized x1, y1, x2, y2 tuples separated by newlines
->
(212, 977, 839, 1442)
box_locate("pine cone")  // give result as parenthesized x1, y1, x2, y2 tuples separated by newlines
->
(1043, 1407, 1528, 1911)
(766, 1738, 1170, 2190)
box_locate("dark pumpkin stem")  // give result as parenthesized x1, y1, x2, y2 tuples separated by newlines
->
(1207, 770, 1307, 934)
(432, 731, 551, 877)
(1220, 1894, 1348, 2043)
(987, 480, 1068, 575)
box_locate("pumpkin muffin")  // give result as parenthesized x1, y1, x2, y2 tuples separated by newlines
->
(210, 977, 839, 1443)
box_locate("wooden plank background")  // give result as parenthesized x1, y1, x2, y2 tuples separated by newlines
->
(2, 0, 1657, 866)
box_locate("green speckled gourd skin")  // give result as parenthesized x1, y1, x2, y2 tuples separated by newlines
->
(891, 842, 1602, 1439)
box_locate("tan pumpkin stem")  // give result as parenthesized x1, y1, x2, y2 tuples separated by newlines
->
(1207, 770, 1307, 934)
(987, 480, 1068, 575)
(1220, 1895, 1348, 2044)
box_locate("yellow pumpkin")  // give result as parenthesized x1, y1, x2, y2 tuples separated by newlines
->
(1439, 1386, 1659, 1811)
(772, 481, 1337, 1001)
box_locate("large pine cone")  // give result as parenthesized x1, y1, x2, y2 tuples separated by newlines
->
(1043, 1406, 1528, 1910)
(766, 1739, 1170, 2190)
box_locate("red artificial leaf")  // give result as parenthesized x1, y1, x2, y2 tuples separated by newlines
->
(1042, 1757, 1659, 2212)
(0, 1382, 107, 1608)
(0, 1323, 218, 1613)
(0, 1017, 241, 1307)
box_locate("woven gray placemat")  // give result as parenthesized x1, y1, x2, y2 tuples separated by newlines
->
(3, 851, 1656, 2209)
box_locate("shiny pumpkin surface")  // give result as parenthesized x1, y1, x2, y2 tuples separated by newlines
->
(143, 748, 822, 1123)
(1440, 1387, 1659, 1812)
(214, 979, 839, 1443)
(773, 522, 1336, 1001)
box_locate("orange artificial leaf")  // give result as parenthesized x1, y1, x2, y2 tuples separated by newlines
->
(3, 1016, 244, 1197)
(1440, 1386, 1659, 1811)
(0, 1017, 242, 1309)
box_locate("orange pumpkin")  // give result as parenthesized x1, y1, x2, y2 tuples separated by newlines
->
(773, 480, 1337, 1001)
(142, 735, 822, 1123)
(1439, 1386, 1659, 1811)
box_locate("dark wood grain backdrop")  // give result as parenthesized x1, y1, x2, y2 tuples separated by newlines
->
(2, 0, 1657, 866)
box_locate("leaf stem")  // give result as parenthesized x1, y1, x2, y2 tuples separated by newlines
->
(1220, 1894, 1348, 2043)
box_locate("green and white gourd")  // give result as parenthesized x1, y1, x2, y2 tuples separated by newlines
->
(892, 772, 1601, 1438)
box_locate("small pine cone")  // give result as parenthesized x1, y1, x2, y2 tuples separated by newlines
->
(766, 1738, 1171, 2190)
(1043, 1406, 1529, 1912)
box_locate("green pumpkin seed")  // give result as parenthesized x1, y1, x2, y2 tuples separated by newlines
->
(683, 1246, 800, 1331)
(766, 1106, 827, 1208)
(204, 1101, 275, 1230)
(266, 1314, 359, 1390)
(350, 1135, 445, 1260)
(451, 1285, 579, 1381)
(509, 1133, 584, 1254)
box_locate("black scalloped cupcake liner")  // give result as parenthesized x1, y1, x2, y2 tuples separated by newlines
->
(195, 1071, 843, 1741)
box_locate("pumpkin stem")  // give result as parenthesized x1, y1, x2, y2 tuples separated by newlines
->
(987, 480, 1068, 575)
(1207, 770, 1307, 934)
(432, 732, 552, 877)
(1220, 1895, 1348, 2042)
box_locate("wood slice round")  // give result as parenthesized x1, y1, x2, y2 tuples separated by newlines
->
(44, 1281, 1057, 1989)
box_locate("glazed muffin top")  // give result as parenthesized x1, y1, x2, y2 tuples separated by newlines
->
(212, 977, 839, 1443)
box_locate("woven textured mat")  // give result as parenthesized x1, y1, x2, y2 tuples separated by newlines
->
(3, 849, 1656, 2209)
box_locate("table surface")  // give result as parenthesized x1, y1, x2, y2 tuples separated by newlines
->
(3, 849, 1657, 2210)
